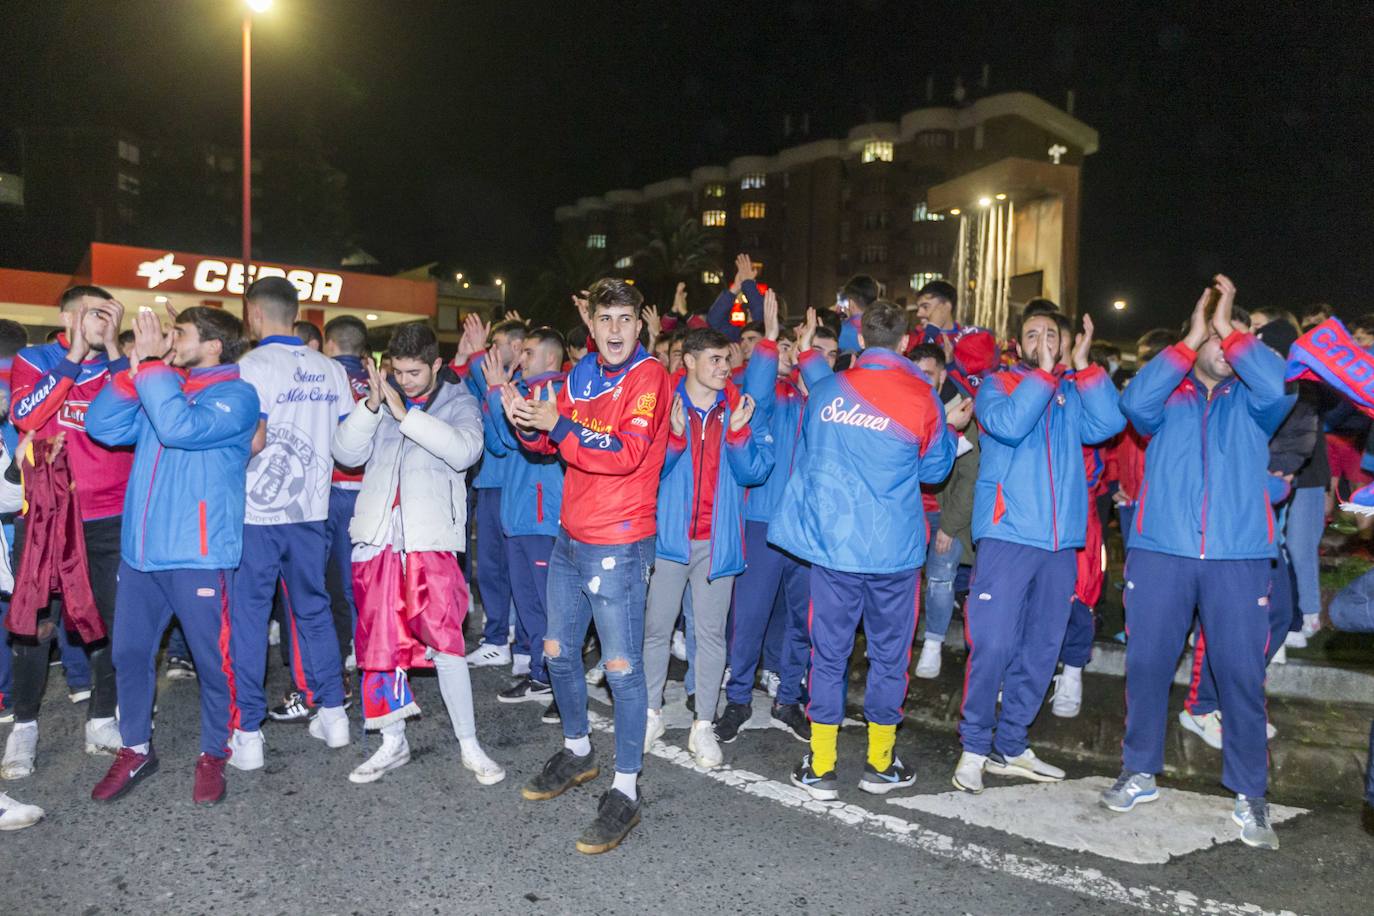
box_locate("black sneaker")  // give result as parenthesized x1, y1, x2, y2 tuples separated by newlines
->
(714, 702, 753, 744)
(575, 789, 642, 855)
(165, 656, 197, 680)
(859, 755, 917, 795)
(522, 746, 599, 801)
(268, 690, 315, 724)
(540, 700, 561, 725)
(771, 702, 811, 742)
(499, 675, 553, 704)
(790, 754, 838, 800)
(685, 693, 695, 715)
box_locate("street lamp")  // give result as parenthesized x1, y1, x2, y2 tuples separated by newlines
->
(242, 0, 271, 312)
(494, 277, 506, 304)
(1112, 299, 1127, 312)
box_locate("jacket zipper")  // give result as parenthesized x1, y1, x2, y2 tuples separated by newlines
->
(1044, 401, 1059, 551)
(536, 482, 544, 523)
(1200, 387, 1213, 558)
(690, 405, 710, 539)
(139, 446, 164, 566)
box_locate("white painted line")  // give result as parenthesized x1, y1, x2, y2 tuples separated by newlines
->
(584, 709, 1302, 916)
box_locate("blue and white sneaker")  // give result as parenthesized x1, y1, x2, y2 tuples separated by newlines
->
(859, 755, 917, 795)
(790, 754, 838, 800)
(1342, 481, 1374, 517)
(1100, 770, 1159, 812)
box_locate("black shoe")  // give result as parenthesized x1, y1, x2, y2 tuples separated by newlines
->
(714, 702, 753, 744)
(540, 700, 561, 725)
(165, 656, 197, 680)
(522, 746, 599, 801)
(860, 755, 917, 795)
(499, 675, 553, 704)
(771, 702, 811, 742)
(575, 789, 641, 855)
(685, 693, 695, 715)
(1362, 803, 1374, 837)
(268, 690, 315, 723)
(790, 754, 838, 800)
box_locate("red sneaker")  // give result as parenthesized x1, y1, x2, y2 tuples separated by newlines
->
(193, 754, 228, 806)
(91, 748, 159, 802)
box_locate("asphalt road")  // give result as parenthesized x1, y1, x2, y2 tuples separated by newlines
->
(1, 657, 1369, 916)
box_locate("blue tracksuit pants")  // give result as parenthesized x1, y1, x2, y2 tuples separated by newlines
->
(114, 563, 238, 757)
(959, 538, 1076, 758)
(474, 487, 513, 647)
(506, 534, 554, 684)
(726, 522, 811, 707)
(807, 565, 917, 727)
(1060, 598, 1096, 668)
(1122, 549, 1270, 798)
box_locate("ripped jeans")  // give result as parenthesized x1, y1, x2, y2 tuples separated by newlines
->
(543, 528, 654, 775)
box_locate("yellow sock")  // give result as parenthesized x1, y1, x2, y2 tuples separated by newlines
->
(810, 723, 839, 775)
(867, 723, 896, 772)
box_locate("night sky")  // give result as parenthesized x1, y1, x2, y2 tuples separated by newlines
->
(3, 0, 1372, 334)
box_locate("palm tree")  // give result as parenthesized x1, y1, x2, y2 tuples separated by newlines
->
(631, 204, 721, 306)
(528, 238, 610, 326)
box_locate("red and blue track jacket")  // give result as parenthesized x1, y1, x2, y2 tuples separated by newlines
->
(838, 315, 863, 353)
(458, 351, 521, 490)
(1119, 333, 1292, 560)
(519, 345, 670, 545)
(972, 363, 1125, 552)
(769, 347, 955, 573)
(10, 338, 133, 520)
(706, 280, 764, 341)
(86, 363, 259, 571)
(655, 376, 773, 580)
(486, 370, 565, 538)
(738, 339, 808, 525)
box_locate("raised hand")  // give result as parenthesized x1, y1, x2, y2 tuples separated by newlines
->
(65, 304, 92, 363)
(732, 253, 756, 290)
(500, 382, 529, 430)
(1072, 314, 1095, 371)
(363, 357, 385, 411)
(763, 289, 780, 341)
(1037, 330, 1058, 373)
(1211, 274, 1238, 339)
(572, 290, 591, 329)
(642, 304, 661, 340)
(1184, 286, 1213, 352)
(670, 394, 687, 437)
(481, 350, 509, 388)
(512, 383, 559, 431)
(132, 309, 169, 364)
(97, 299, 126, 354)
(379, 371, 407, 421)
(672, 281, 688, 316)
(456, 313, 488, 362)
(729, 394, 755, 432)
(797, 307, 819, 352)
(503, 309, 526, 325)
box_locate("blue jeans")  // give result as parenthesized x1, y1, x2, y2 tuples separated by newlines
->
(923, 511, 964, 641)
(1330, 565, 1374, 634)
(544, 529, 654, 775)
(1285, 486, 1326, 619)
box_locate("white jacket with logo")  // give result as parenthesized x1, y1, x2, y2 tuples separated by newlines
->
(332, 375, 483, 553)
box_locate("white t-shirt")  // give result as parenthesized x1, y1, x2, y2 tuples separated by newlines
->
(239, 337, 352, 526)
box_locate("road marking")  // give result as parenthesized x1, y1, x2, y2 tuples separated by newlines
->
(887, 777, 1306, 865)
(585, 710, 1301, 916)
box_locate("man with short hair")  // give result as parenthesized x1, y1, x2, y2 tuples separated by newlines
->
(706, 254, 764, 343)
(954, 308, 1124, 794)
(293, 320, 323, 352)
(771, 301, 955, 799)
(1104, 276, 1291, 851)
(913, 280, 966, 349)
(835, 274, 881, 352)
(86, 307, 258, 805)
(812, 325, 839, 368)
(227, 276, 353, 771)
(502, 278, 670, 854)
(3, 286, 130, 779)
(642, 327, 769, 769)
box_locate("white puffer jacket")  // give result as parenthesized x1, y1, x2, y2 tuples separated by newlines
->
(0, 442, 22, 593)
(332, 375, 483, 553)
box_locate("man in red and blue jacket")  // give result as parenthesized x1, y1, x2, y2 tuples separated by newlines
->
(1106, 277, 1291, 850)
(502, 278, 670, 853)
(642, 328, 772, 769)
(706, 253, 765, 344)
(955, 309, 1124, 793)
(486, 328, 567, 705)
(770, 302, 955, 800)
(85, 307, 258, 806)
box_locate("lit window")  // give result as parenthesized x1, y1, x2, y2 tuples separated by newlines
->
(862, 140, 893, 163)
(117, 172, 140, 194)
(118, 140, 140, 164)
(587, 233, 607, 249)
(740, 202, 766, 220)
(702, 270, 723, 285)
(704, 183, 725, 198)
(859, 245, 887, 265)
(911, 272, 944, 291)
(740, 173, 766, 190)
(702, 209, 727, 227)
(614, 256, 632, 268)
(912, 202, 945, 222)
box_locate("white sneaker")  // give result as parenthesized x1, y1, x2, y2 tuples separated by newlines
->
(986, 748, 1066, 782)
(1, 724, 37, 780)
(0, 792, 44, 830)
(670, 630, 688, 662)
(268, 619, 281, 646)
(1299, 613, 1321, 639)
(468, 643, 511, 668)
(68, 687, 92, 704)
(1270, 644, 1288, 665)
(84, 717, 122, 755)
(915, 639, 943, 679)
(461, 744, 506, 786)
(585, 661, 606, 687)
(227, 729, 265, 771)
(644, 708, 666, 751)
(721, 666, 732, 689)
(344, 652, 357, 672)
(760, 669, 781, 698)
(1266, 720, 1278, 741)
(508, 623, 516, 644)
(1283, 630, 1309, 649)
(688, 720, 723, 769)
(1178, 709, 1223, 750)
(952, 751, 986, 794)
(308, 706, 351, 748)
(512, 653, 532, 677)
(1050, 667, 1083, 718)
(348, 736, 411, 784)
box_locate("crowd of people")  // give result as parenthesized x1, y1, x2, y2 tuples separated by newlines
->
(0, 256, 1370, 856)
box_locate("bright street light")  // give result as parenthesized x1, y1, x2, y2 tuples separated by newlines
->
(494, 278, 503, 286)
(1112, 299, 1127, 312)
(455, 272, 463, 281)
(978, 196, 992, 207)
(365, 313, 378, 321)
(247, 0, 273, 13)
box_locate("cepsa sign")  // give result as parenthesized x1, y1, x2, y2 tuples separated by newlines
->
(134, 252, 343, 304)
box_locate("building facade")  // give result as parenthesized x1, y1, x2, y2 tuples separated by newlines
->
(554, 92, 1098, 330)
